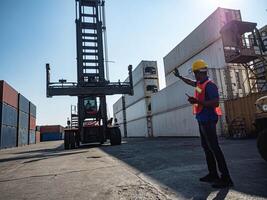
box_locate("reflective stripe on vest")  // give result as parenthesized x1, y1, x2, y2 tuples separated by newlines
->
(193, 80, 222, 116)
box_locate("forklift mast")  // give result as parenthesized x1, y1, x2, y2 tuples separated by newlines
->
(46, 0, 133, 146)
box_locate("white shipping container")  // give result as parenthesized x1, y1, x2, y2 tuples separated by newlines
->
(113, 96, 124, 114)
(125, 60, 158, 87)
(127, 117, 151, 137)
(114, 110, 124, 125)
(126, 98, 151, 122)
(152, 105, 199, 137)
(164, 8, 241, 77)
(151, 80, 193, 115)
(125, 78, 159, 108)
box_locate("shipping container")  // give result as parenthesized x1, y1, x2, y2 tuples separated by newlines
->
(0, 125, 17, 148)
(35, 131, 40, 143)
(124, 61, 158, 87)
(29, 102, 36, 117)
(18, 94, 30, 113)
(126, 117, 152, 137)
(124, 78, 159, 108)
(152, 105, 200, 137)
(40, 125, 64, 133)
(0, 80, 18, 109)
(41, 132, 63, 141)
(113, 96, 124, 114)
(0, 102, 18, 127)
(18, 128, 28, 146)
(224, 92, 267, 137)
(18, 111, 29, 129)
(29, 115, 36, 131)
(164, 8, 241, 77)
(29, 130, 36, 144)
(125, 98, 151, 122)
(151, 80, 192, 115)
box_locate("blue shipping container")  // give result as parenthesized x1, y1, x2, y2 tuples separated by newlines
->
(41, 132, 63, 141)
(0, 125, 17, 148)
(18, 128, 28, 146)
(29, 130, 35, 144)
(18, 111, 29, 129)
(29, 102, 36, 117)
(19, 94, 29, 113)
(0, 102, 17, 127)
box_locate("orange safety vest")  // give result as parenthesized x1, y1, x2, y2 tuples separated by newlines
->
(193, 79, 222, 116)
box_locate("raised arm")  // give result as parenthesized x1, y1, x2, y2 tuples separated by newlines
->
(173, 68, 196, 87)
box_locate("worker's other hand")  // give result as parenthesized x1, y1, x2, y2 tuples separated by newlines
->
(188, 96, 198, 104)
(173, 68, 180, 77)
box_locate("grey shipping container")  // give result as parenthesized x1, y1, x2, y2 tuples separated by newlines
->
(18, 128, 28, 146)
(0, 102, 18, 127)
(29, 102, 36, 117)
(18, 111, 29, 129)
(18, 94, 30, 113)
(1, 125, 17, 148)
(29, 130, 36, 144)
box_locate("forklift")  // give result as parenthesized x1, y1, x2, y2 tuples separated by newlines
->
(46, 0, 133, 149)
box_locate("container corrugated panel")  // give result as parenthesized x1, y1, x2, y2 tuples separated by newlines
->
(224, 92, 267, 135)
(0, 80, 18, 109)
(113, 96, 123, 114)
(124, 79, 159, 108)
(35, 131, 40, 143)
(29, 130, 36, 144)
(29, 102, 36, 117)
(40, 125, 63, 133)
(0, 125, 17, 148)
(114, 110, 124, 124)
(151, 80, 192, 115)
(18, 111, 29, 129)
(29, 115, 36, 131)
(18, 128, 28, 146)
(125, 98, 151, 122)
(0, 102, 18, 127)
(41, 132, 63, 141)
(125, 61, 158, 87)
(126, 117, 149, 137)
(18, 94, 30, 113)
(152, 105, 199, 137)
(164, 8, 241, 78)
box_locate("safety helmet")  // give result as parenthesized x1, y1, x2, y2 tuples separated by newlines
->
(192, 59, 208, 72)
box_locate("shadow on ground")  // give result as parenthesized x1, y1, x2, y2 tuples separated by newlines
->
(100, 138, 267, 200)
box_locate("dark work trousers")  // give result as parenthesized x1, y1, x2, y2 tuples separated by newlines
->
(198, 121, 230, 178)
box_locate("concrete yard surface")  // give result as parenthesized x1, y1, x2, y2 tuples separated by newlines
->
(0, 138, 266, 200)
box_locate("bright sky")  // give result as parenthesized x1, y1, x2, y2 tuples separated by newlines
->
(0, 0, 266, 126)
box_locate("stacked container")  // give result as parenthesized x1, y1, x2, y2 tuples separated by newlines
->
(29, 102, 37, 144)
(0, 81, 18, 148)
(40, 125, 64, 141)
(35, 126, 41, 143)
(151, 8, 245, 137)
(17, 94, 30, 146)
(113, 60, 159, 137)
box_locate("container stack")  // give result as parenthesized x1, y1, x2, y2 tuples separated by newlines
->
(40, 125, 64, 141)
(29, 102, 37, 144)
(0, 81, 18, 148)
(35, 126, 40, 143)
(18, 94, 30, 146)
(151, 8, 245, 137)
(113, 60, 159, 137)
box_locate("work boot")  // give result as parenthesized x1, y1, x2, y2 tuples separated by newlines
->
(212, 176, 234, 188)
(199, 173, 220, 183)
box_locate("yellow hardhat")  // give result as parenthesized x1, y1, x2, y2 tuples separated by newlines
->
(192, 59, 208, 72)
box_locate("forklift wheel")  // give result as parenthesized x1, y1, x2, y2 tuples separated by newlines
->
(257, 129, 267, 162)
(110, 127, 121, 146)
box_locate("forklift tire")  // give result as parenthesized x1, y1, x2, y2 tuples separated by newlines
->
(64, 132, 70, 150)
(110, 127, 121, 146)
(257, 129, 267, 162)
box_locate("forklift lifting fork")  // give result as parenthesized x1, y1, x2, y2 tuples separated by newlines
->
(45, 0, 133, 149)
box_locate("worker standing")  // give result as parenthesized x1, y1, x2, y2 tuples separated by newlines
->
(173, 59, 233, 188)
